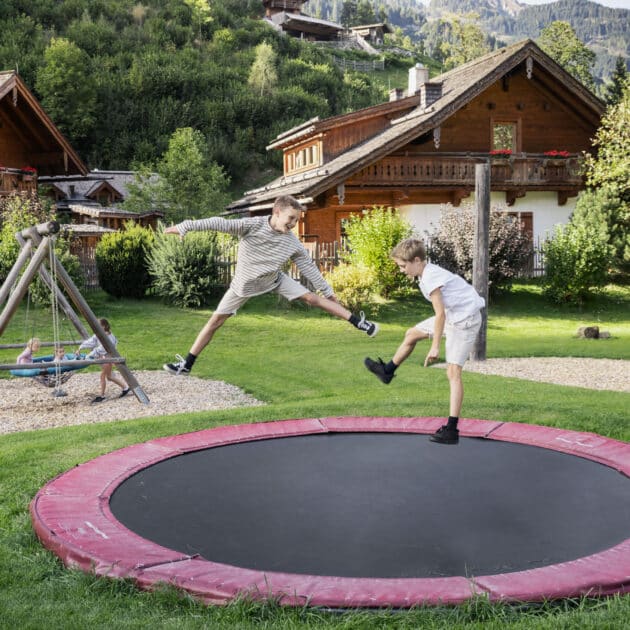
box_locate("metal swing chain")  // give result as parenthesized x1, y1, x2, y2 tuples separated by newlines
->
(48, 235, 64, 393)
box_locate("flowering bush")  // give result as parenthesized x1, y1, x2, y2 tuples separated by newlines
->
(489, 149, 512, 157)
(543, 150, 570, 158)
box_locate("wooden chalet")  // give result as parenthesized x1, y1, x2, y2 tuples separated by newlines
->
(0, 71, 88, 196)
(40, 170, 163, 229)
(228, 40, 604, 249)
(349, 23, 393, 46)
(264, 0, 344, 41)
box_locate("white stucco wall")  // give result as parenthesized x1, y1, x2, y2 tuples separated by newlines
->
(399, 191, 577, 246)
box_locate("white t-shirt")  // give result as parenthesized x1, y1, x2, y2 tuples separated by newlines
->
(418, 263, 485, 324)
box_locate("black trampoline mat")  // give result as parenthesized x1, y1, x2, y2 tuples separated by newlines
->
(109, 433, 630, 578)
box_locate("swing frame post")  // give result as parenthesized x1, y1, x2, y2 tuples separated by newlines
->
(0, 239, 33, 307)
(0, 236, 53, 338)
(16, 232, 89, 340)
(0, 357, 128, 371)
(0, 223, 150, 405)
(48, 246, 149, 405)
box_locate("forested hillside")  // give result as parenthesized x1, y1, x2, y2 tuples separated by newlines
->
(0, 0, 401, 188)
(425, 0, 629, 80)
(313, 1, 628, 82)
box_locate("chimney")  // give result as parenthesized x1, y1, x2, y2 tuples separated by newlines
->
(420, 81, 443, 109)
(407, 63, 429, 96)
(389, 87, 404, 102)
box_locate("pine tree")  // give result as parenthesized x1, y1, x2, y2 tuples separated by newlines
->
(604, 56, 629, 106)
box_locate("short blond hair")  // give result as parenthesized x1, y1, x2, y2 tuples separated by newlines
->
(273, 195, 304, 214)
(391, 238, 426, 262)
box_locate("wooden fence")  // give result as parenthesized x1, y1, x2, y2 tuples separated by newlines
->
(77, 237, 544, 291)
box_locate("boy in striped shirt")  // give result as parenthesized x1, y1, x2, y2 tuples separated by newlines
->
(164, 195, 378, 375)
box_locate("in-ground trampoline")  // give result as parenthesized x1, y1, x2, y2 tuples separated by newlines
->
(31, 417, 630, 608)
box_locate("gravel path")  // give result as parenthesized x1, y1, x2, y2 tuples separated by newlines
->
(0, 370, 263, 435)
(1, 358, 627, 435)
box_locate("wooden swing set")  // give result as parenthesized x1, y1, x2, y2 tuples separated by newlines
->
(0, 220, 149, 403)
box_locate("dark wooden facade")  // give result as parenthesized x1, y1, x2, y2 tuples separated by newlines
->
(0, 71, 88, 182)
(229, 40, 605, 246)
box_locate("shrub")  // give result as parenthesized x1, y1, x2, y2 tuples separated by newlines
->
(324, 263, 375, 313)
(147, 227, 219, 308)
(571, 187, 629, 273)
(343, 206, 413, 297)
(95, 224, 154, 298)
(427, 203, 532, 291)
(542, 223, 612, 304)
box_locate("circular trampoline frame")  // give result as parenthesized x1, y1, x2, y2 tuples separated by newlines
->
(31, 417, 630, 608)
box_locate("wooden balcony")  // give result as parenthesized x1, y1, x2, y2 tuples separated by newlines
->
(0, 168, 38, 196)
(347, 153, 583, 190)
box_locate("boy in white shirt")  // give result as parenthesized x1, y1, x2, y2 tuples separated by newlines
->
(364, 238, 485, 444)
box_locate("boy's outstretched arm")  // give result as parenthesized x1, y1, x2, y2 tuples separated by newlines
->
(424, 288, 445, 367)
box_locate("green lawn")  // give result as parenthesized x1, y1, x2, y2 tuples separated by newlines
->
(0, 282, 629, 629)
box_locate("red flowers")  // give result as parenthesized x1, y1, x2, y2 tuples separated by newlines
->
(543, 150, 570, 158)
(489, 149, 512, 156)
(21, 166, 37, 174)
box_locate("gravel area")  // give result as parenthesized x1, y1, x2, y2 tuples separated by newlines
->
(1, 358, 627, 435)
(458, 357, 630, 392)
(0, 370, 263, 435)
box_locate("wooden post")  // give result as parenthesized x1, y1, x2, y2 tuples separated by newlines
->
(0, 237, 52, 337)
(50, 249, 150, 404)
(19, 231, 89, 340)
(0, 239, 33, 307)
(471, 162, 490, 361)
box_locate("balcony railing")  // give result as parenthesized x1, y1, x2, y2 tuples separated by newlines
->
(0, 168, 38, 196)
(347, 153, 582, 188)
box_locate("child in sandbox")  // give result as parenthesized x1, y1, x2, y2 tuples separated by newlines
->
(162, 194, 379, 376)
(364, 238, 485, 445)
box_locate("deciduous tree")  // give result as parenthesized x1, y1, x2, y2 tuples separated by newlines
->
(538, 21, 595, 90)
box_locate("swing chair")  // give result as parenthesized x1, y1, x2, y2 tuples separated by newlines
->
(8, 275, 89, 390)
(0, 221, 149, 403)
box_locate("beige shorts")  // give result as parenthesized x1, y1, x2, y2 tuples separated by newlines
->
(416, 312, 482, 366)
(215, 273, 310, 315)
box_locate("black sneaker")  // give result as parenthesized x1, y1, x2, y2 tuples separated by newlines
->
(119, 388, 130, 398)
(163, 354, 190, 375)
(430, 425, 459, 445)
(91, 396, 106, 404)
(364, 357, 394, 384)
(356, 311, 379, 337)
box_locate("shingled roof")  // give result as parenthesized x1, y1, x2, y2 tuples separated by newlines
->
(227, 39, 604, 214)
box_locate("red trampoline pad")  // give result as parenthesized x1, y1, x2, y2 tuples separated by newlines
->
(30, 417, 630, 608)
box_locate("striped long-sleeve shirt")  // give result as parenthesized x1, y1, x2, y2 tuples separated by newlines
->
(176, 216, 334, 298)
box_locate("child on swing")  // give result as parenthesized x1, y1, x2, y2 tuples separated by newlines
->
(16, 337, 41, 364)
(77, 318, 130, 403)
(163, 195, 379, 376)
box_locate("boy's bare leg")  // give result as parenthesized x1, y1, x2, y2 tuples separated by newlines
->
(392, 327, 429, 366)
(190, 312, 232, 355)
(446, 363, 464, 417)
(299, 293, 351, 319)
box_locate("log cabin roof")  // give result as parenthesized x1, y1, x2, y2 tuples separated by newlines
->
(0, 71, 88, 176)
(228, 39, 605, 214)
(267, 11, 344, 37)
(68, 203, 163, 220)
(39, 170, 152, 200)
